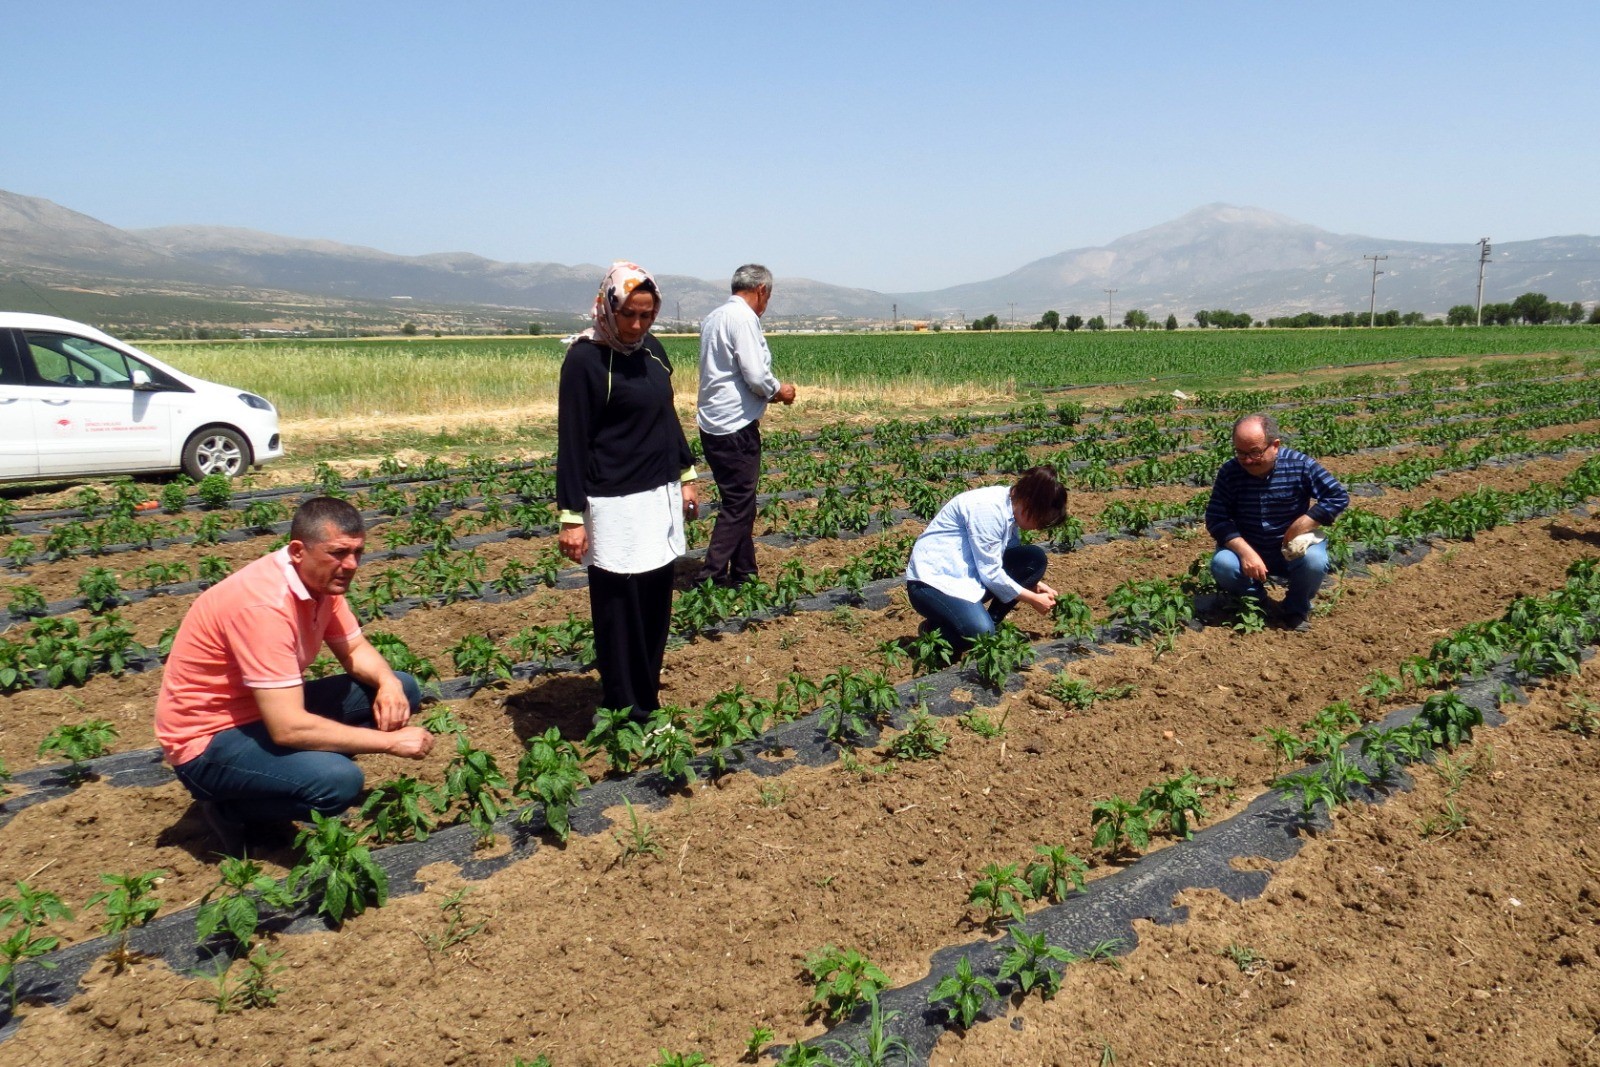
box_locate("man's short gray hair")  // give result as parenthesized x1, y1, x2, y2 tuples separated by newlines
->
(730, 264, 773, 294)
(1233, 413, 1281, 442)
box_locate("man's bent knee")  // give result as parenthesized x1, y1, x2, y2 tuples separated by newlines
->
(1289, 543, 1330, 578)
(301, 759, 366, 817)
(1210, 549, 1241, 581)
(396, 670, 423, 712)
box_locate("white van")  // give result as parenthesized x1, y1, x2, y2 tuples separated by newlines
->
(0, 313, 283, 483)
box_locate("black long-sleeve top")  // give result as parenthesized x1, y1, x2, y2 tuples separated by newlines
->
(556, 336, 694, 518)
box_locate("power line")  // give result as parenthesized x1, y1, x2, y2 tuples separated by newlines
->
(1372, 253, 1600, 263)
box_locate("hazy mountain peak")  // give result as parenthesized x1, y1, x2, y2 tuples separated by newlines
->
(137, 225, 401, 258)
(1, 187, 1594, 324)
(1110, 203, 1328, 248)
(0, 188, 188, 270)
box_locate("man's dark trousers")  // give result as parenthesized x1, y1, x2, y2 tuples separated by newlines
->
(697, 421, 762, 585)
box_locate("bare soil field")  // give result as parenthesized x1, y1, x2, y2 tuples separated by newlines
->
(2, 432, 1598, 1064)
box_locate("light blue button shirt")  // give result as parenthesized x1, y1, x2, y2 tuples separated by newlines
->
(905, 484, 1025, 603)
(696, 296, 782, 435)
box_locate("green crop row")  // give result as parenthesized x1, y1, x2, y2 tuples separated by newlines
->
(135, 327, 1600, 420)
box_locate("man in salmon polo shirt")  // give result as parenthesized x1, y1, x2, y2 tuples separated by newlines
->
(156, 496, 435, 855)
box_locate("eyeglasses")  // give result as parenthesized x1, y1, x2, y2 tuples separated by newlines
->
(1234, 441, 1279, 461)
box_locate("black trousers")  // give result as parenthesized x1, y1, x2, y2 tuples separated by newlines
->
(588, 561, 675, 722)
(697, 421, 762, 584)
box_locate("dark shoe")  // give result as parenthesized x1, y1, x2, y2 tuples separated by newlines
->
(1280, 612, 1311, 633)
(199, 801, 247, 858)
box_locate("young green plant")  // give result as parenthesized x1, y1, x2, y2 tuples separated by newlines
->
(514, 727, 590, 841)
(0, 883, 72, 1010)
(206, 944, 286, 1013)
(87, 869, 165, 972)
(195, 856, 302, 952)
(997, 926, 1077, 999)
(928, 955, 998, 1030)
(967, 862, 1031, 927)
(288, 812, 389, 926)
(802, 943, 889, 1023)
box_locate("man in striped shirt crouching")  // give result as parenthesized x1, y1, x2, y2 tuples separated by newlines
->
(1204, 414, 1349, 633)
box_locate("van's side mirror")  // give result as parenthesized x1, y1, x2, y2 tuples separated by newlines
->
(131, 369, 154, 389)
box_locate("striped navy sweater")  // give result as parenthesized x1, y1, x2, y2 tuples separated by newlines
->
(1204, 447, 1348, 558)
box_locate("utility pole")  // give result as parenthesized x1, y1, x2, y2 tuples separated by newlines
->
(1008, 302, 1016, 329)
(1364, 255, 1388, 327)
(676, 301, 682, 331)
(1475, 238, 1491, 326)
(1103, 289, 1117, 327)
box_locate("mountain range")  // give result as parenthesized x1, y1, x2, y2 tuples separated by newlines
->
(1, 189, 1595, 328)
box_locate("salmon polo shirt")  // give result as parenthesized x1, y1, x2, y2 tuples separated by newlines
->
(155, 547, 360, 767)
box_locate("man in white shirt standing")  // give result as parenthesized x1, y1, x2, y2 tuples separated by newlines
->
(695, 264, 796, 586)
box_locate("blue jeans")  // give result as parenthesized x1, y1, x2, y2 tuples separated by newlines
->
(907, 545, 1048, 654)
(1210, 543, 1329, 617)
(173, 672, 421, 824)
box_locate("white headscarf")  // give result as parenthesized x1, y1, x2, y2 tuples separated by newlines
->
(575, 261, 659, 354)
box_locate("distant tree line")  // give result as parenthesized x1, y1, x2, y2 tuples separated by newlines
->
(997, 291, 1595, 333)
(1118, 309, 1178, 331)
(1027, 311, 1089, 331)
(1266, 310, 1426, 328)
(1266, 293, 1592, 328)
(1195, 309, 1256, 329)
(1447, 293, 1590, 326)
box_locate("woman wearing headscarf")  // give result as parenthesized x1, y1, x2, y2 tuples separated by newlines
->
(556, 262, 698, 724)
(904, 465, 1067, 655)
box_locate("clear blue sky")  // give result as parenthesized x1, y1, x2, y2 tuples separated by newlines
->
(8, 1, 1596, 292)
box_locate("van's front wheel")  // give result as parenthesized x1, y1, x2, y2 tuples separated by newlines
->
(182, 427, 252, 480)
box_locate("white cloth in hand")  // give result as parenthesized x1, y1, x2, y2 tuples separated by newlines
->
(1283, 532, 1323, 560)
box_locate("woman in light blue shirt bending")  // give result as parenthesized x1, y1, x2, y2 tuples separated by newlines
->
(904, 465, 1068, 655)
